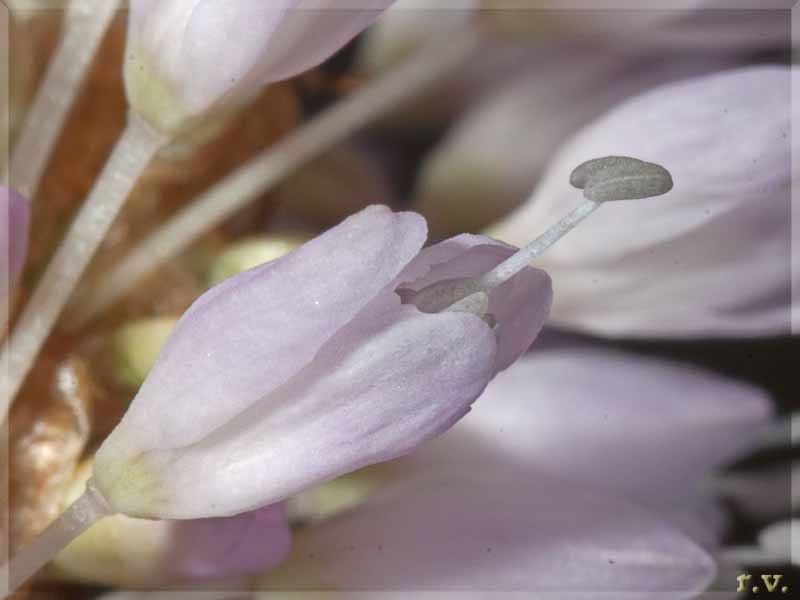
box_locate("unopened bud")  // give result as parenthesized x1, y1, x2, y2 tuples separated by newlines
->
(208, 235, 308, 286)
(112, 317, 177, 389)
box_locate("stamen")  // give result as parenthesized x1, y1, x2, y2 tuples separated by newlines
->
(404, 156, 673, 317)
(400, 278, 484, 314)
(570, 156, 673, 202)
(477, 199, 601, 290)
(5, 1, 122, 199)
(480, 156, 673, 289)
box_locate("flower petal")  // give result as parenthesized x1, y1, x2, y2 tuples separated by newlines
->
(358, 0, 477, 76)
(259, 470, 715, 597)
(1, 186, 30, 298)
(171, 503, 291, 579)
(758, 519, 798, 562)
(486, 1, 791, 54)
(54, 462, 290, 586)
(98, 206, 426, 456)
(715, 462, 798, 523)
(399, 234, 552, 371)
(127, 0, 394, 131)
(414, 49, 737, 237)
(399, 342, 771, 508)
(490, 66, 796, 338)
(55, 506, 290, 586)
(246, 1, 396, 85)
(104, 298, 496, 518)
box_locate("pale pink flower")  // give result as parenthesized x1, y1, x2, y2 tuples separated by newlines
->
(490, 66, 796, 338)
(413, 50, 736, 236)
(92, 205, 551, 519)
(259, 340, 772, 594)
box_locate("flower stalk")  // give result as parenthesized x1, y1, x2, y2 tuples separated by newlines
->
(3, 480, 112, 597)
(5, 0, 121, 199)
(66, 25, 485, 328)
(0, 112, 167, 421)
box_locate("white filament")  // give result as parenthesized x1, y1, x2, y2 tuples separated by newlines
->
(5, 0, 121, 199)
(405, 200, 600, 316)
(2, 480, 112, 597)
(0, 114, 166, 421)
(478, 199, 601, 290)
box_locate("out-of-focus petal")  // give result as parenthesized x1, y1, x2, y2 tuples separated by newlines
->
(656, 499, 729, 550)
(399, 234, 552, 371)
(247, 1, 396, 85)
(714, 462, 798, 523)
(758, 519, 798, 563)
(358, 0, 542, 132)
(127, 300, 496, 519)
(400, 343, 771, 508)
(207, 234, 308, 286)
(126, 0, 395, 132)
(413, 52, 736, 237)
(624, 1, 792, 53)
(101, 206, 426, 454)
(258, 471, 715, 597)
(485, 1, 792, 54)
(273, 142, 399, 229)
(358, 0, 477, 75)
(171, 503, 291, 579)
(1, 186, 30, 298)
(54, 462, 290, 586)
(490, 66, 795, 338)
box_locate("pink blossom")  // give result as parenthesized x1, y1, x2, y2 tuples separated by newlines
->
(262, 340, 771, 594)
(92, 205, 551, 519)
(491, 66, 796, 338)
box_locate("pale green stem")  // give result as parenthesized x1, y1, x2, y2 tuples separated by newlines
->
(1, 480, 112, 597)
(5, 0, 121, 199)
(0, 113, 166, 421)
(66, 26, 485, 328)
(477, 199, 601, 290)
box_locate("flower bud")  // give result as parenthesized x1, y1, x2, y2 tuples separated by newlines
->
(208, 235, 307, 287)
(93, 205, 551, 519)
(111, 317, 179, 389)
(126, 0, 397, 134)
